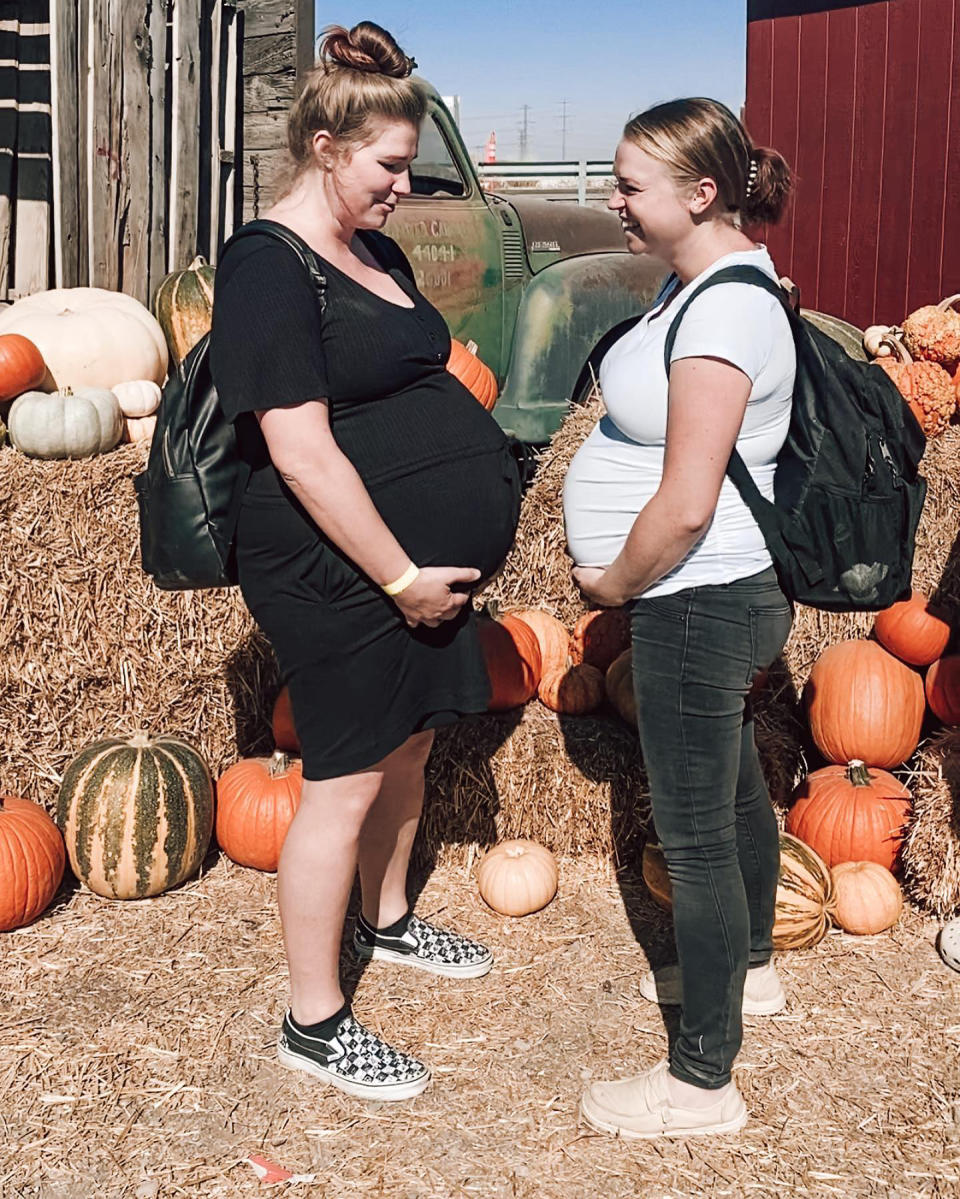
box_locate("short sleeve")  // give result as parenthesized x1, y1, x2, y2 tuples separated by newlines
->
(210, 240, 330, 421)
(669, 283, 785, 383)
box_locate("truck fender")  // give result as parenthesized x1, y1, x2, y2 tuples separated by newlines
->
(494, 252, 663, 445)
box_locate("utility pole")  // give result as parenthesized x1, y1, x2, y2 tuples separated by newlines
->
(559, 98, 569, 160)
(518, 104, 531, 160)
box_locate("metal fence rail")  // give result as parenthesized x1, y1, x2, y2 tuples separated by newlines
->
(476, 160, 614, 205)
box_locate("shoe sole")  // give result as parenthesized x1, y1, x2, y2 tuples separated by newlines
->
(579, 1096, 748, 1140)
(353, 941, 494, 979)
(638, 980, 786, 1017)
(277, 1042, 430, 1101)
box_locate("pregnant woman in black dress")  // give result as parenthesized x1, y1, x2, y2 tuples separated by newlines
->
(209, 22, 520, 1102)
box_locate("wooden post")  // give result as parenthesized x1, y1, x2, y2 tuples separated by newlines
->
(146, 0, 167, 303)
(170, 0, 201, 271)
(207, 0, 222, 263)
(295, 0, 314, 81)
(222, 2, 238, 243)
(78, 0, 91, 285)
(89, 0, 123, 289)
(121, 2, 153, 302)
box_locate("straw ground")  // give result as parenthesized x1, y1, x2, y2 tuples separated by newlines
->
(2, 854, 959, 1197)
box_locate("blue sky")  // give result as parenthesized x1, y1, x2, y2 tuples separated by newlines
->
(313, 2, 748, 161)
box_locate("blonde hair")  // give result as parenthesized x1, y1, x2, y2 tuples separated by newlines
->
(623, 98, 792, 226)
(278, 22, 426, 196)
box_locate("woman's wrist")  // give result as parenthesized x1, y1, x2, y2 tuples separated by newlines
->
(381, 561, 419, 597)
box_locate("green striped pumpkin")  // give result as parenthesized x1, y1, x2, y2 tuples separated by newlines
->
(152, 255, 215, 367)
(56, 733, 214, 899)
(774, 833, 836, 950)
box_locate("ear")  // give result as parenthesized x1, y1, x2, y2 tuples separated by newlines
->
(311, 129, 339, 171)
(688, 176, 719, 215)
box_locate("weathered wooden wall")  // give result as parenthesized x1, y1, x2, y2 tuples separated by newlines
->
(239, 0, 314, 220)
(0, 0, 313, 304)
(746, 0, 960, 328)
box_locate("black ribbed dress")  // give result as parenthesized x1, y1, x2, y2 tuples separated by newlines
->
(209, 227, 520, 780)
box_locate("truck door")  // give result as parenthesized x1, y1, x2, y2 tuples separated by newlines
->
(389, 109, 506, 379)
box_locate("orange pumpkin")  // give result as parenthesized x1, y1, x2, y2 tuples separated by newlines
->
(875, 336, 955, 437)
(873, 590, 951, 666)
(538, 662, 605, 715)
(0, 795, 66, 931)
(572, 608, 631, 673)
(477, 839, 558, 915)
(901, 294, 960, 371)
(786, 760, 912, 872)
(831, 861, 903, 934)
(271, 686, 300, 752)
(925, 654, 960, 725)
(605, 649, 636, 726)
(510, 609, 571, 676)
(0, 333, 45, 402)
(447, 338, 498, 410)
(477, 613, 542, 710)
(215, 752, 303, 872)
(641, 841, 672, 910)
(805, 639, 925, 768)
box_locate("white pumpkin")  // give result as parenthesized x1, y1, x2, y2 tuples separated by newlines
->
(123, 413, 157, 443)
(0, 287, 168, 391)
(8, 386, 123, 459)
(113, 378, 161, 417)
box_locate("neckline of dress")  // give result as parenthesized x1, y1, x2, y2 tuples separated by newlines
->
(320, 233, 417, 311)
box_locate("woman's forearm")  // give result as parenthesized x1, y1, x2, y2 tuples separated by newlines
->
(602, 491, 710, 600)
(280, 447, 412, 587)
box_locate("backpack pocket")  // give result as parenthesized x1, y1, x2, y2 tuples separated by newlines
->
(135, 471, 236, 590)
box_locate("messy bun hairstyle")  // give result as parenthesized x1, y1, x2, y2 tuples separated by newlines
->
(279, 22, 426, 194)
(622, 98, 792, 227)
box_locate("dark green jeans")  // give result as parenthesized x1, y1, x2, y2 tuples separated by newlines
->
(630, 565, 793, 1089)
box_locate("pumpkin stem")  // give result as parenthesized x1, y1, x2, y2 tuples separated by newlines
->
(877, 332, 912, 364)
(937, 294, 960, 312)
(128, 730, 152, 748)
(268, 751, 290, 777)
(846, 759, 872, 786)
(188, 255, 210, 270)
(465, 339, 479, 355)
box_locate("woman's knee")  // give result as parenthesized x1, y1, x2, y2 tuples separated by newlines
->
(382, 728, 435, 774)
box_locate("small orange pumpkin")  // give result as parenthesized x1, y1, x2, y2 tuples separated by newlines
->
(0, 333, 46, 402)
(873, 590, 951, 666)
(805, 639, 925, 768)
(447, 338, 498, 410)
(0, 795, 65, 931)
(477, 613, 542, 710)
(123, 414, 157, 444)
(215, 752, 303, 872)
(572, 608, 631, 673)
(476, 839, 558, 915)
(271, 686, 300, 752)
(605, 649, 636, 726)
(925, 654, 960, 725)
(875, 335, 956, 437)
(537, 662, 604, 715)
(831, 861, 903, 934)
(509, 609, 571, 677)
(786, 760, 912, 872)
(641, 841, 672, 910)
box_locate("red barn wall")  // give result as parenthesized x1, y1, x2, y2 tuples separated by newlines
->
(745, 0, 960, 329)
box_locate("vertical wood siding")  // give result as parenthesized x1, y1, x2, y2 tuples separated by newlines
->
(746, 0, 959, 329)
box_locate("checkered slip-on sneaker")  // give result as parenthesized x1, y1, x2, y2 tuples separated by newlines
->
(353, 912, 494, 979)
(277, 1010, 430, 1101)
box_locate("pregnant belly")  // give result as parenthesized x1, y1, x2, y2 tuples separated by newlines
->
(371, 445, 521, 581)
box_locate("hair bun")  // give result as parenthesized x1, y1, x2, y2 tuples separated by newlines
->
(319, 21, 416, 79)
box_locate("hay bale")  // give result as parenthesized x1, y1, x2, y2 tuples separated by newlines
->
(0, 444, 279, 802)
(902, 729, 960, 917)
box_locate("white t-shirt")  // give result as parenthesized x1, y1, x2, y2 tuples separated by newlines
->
(562, 246, 796, 597)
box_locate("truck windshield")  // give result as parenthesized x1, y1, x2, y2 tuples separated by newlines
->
(411, 117, 467, 198)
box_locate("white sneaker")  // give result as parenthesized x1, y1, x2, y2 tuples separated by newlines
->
(581, 1060, 748, 1139)
(638, 961, 786, 1016)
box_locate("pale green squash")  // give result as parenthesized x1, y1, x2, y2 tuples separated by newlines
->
(8, 386, 123, 459)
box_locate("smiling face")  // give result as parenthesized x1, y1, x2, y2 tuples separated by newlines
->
(608, 139, 701, 260)
(319, 117, 419, 229)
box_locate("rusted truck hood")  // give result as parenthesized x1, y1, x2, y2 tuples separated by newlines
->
(496, 194, 627, 270)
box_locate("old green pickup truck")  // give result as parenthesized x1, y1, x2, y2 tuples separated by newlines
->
(387, 83, 865, 461)
(386, 83, 664, 449)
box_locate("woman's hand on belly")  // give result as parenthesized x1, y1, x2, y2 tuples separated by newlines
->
(394, 566, 482, 628)
(572, 566, 629, 607)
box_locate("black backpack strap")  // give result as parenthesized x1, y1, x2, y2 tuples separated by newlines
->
(222, 219, 328, 313)
(661, 264, 824, 588)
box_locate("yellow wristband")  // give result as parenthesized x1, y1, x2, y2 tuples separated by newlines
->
(382, 562, 419, 597)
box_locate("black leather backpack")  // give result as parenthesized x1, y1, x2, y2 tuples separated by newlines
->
(664, 265, 927, 612)
(135, 222, 327, 590)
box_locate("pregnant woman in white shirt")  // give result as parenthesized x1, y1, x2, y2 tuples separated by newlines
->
(565, 98, 796, 1139)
